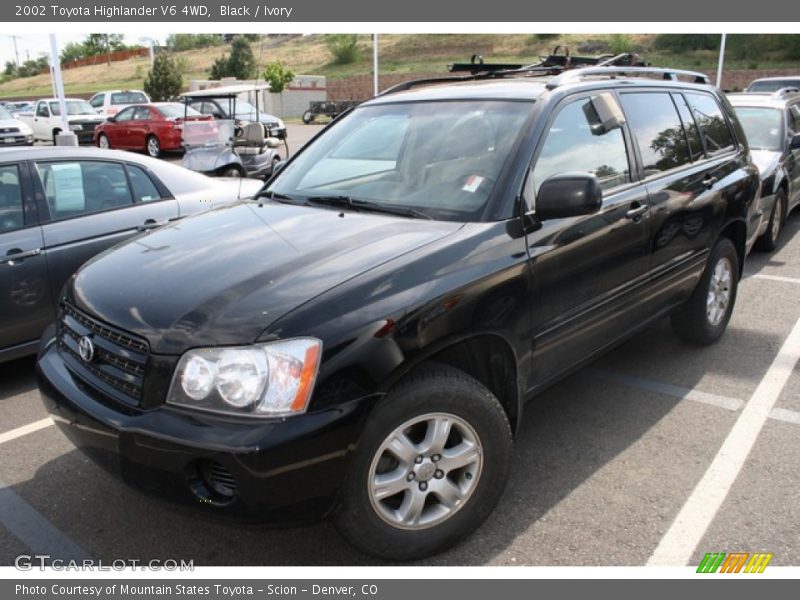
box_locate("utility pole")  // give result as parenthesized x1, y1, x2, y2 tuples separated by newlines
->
(7, 35, 21, 67)
(105, 33, 111, 66)
(716, 33, 727, 89)
(372, 34, 379, 97)
(49, 34, 77, 146)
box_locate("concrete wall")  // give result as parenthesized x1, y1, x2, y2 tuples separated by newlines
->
(188, 76, 326, 118)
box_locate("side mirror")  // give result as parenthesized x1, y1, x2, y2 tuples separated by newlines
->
(790, 133, 800, 150)
(271, 160, 286, 176)
(534, 172, 603, 220)
(212, 111, 225, 119)
(106, 116, 116, 123)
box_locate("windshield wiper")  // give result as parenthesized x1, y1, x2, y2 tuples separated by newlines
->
(254, 189, 305, 205)
(306, 195, 432, 220)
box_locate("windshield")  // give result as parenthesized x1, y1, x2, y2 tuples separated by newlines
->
(49, 100, 97, 116)
(158, 104, 201, 119)
(110, 91, 148, 105)
(734, 106, 783, 151)
(747, 79, 800, 93)
(0, 107, 13, 120)
(269, 100, 533, 221)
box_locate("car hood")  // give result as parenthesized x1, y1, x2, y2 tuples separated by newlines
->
(69, 202, 462, 354)
(65, 114, 104, 123)
(0, 118, 30, 133)
(750, 149, 781, 177)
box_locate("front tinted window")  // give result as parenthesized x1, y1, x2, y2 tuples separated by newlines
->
(114, 107, 136, 122)
(49, 100, 96, 116)
(620, 92, 691, 174)
(733, 107, 783, 151)
(0, 165, 24, 233)
(270, 100, 534, 221)
(533, 96, 631, 193)
(89, 95, 104, 108)
(36, 161, 133, 220)
(685, 93, 735, 155)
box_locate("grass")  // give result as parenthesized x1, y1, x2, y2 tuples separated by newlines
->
(0, 33, 795, 99)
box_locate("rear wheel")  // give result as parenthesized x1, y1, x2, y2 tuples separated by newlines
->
(146, 135, 161, 158)
(671, 237, 739, 345)
(755, 190, 785, 252)
(335, 364, 512, 560)
(302, 110, 314, 124)
(97, 133, 110, 149)
(220, 166, 243, 178)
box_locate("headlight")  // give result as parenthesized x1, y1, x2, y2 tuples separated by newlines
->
(167, 338, 321, 417)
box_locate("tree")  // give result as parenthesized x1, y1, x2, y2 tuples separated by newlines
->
(207, 36, 257, 80)
(3, 61, 16, 78)
(325, 34, 359, 65)
(144, 52, 183, 101)
(166, 34, 222, 52)
(263, 61, 295, 117)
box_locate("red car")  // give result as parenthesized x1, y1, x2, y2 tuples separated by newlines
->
(94, 102, 217, 158)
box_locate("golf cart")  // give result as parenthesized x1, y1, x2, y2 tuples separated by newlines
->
(179, 85, 287, 179)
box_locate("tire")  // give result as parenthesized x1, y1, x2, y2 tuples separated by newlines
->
(97, 133, 110, 149)
(220, 166, 243, 178)
(755, 189, 785, 252)
(302, 110, 314, 124)
(145, 135, 161, 158)
(334, 363, 512, 560)
(671, 237, 739, 346)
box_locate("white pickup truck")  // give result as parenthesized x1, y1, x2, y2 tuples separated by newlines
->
(17, 98, 105, 145)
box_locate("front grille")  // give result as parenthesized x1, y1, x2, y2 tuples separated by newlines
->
(0, 127, 20, 134)
(58, 303, 149, 407)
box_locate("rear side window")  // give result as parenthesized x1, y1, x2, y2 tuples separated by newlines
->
(0, 165, 24, 233)
(533, 95, 631, 194)
(672, 94, 705, 162)
(127, 165, 163, 202)
(36, 161, 134, 220)
(685, 93, 735, 155)
(620, 92, 691, 174)
(110, 92, 148, 105)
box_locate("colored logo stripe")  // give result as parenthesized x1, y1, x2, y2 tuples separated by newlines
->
(696, 552, 773, 573)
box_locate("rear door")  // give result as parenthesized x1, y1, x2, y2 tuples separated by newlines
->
(32, 158, 179, 303)
(619, 89, 741, 309)
(0, 161, 52, 354)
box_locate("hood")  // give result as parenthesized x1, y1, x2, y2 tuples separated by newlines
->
(750, 149, 781, 176)
(0, 119, 30, 133)
(70, 202, 461, 354)
(66, 114, 104, 123)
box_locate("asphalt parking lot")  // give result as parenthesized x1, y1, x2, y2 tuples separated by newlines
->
(1, 131, 799, 566)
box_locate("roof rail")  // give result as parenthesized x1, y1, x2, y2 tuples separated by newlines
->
(546, 66, 710, 90)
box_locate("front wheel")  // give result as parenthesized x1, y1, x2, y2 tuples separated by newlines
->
(334, 364, 512, 560)
(220, 166, 243, 178)
(302, 110, 314, 124)
(755, 190, 785, 252)
(97, 133, 110, 149)
(671, 237, 739, 345)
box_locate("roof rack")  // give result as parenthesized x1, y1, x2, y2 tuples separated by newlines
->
(545, 66, 710, 89)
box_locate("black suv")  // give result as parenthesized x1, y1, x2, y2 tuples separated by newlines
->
(37, 64, 759, 560)
(728, 89, 800, 251)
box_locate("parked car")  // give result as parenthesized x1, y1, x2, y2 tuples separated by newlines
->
(95, 103, 217, 158)
(745, 77, 800, 94)
(88, 89, 150, 117)
(0, 147, 263, 363)
(180, 84, 287, 140)
(16, 99, 105, 145)
(729, 90, 800, 251)
(5, 101, 36, 118)
(37, 66, 758, 560)
(0, 105, 34, 146)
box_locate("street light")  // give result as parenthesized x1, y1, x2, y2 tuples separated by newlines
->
(138, 36, 156, 67)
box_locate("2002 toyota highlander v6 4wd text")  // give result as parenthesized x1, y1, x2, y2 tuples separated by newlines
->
(37, 64, 759, 560)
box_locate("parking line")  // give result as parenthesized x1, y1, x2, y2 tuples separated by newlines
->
(0, 419, 53, 446)
(647, 317, 800, 565)
(0, 480, 91, 562)
(769, 407, 800, 426)
(588, 370, 744, 411)
(746, 273, 800, 285)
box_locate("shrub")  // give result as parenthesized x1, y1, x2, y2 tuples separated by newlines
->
(326, 34, 360, 65)
(144, 52, 183, 101)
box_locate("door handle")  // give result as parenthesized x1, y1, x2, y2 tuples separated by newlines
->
(136, 219, 166, 231)
(625, 204, 649, 221)
(702, 176, 718, 189)
(0, 248, 42, 265)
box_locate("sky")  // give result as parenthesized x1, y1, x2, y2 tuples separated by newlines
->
(0, 34, 158, 67)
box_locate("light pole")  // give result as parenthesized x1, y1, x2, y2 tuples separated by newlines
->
(716, 33, 727, 89)
(138, 37, 156, 67)
(48, 34, 77, 146)
(372, 34, 379, 97)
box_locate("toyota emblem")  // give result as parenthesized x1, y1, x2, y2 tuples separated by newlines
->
(78, 336, 95, 363)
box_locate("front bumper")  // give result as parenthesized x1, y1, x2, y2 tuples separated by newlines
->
(37, 342, 375, 523)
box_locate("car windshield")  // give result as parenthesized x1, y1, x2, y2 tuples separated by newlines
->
(268, 100, 533, 221)
(49, 100, 97, 116)
(734, 106, 784, 151)
(158, 104, 201, 118)
(747, 79, 800, 93)
(110, 91, 148, 105)
(0, 107, 12, 120)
